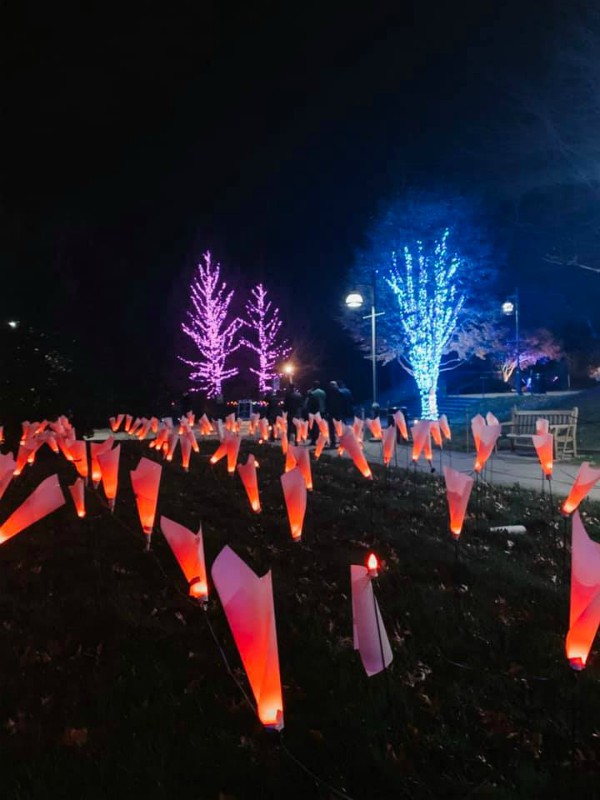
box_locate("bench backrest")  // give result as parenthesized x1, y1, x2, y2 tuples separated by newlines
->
(511, 407, 578, 435)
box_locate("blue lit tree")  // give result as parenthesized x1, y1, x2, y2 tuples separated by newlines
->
(348, 193, 497, 419)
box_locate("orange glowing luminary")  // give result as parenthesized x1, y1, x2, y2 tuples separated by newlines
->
(532, 432, 553, 478)
(280, 467, 307, 541)
(13, 443, 34, 476)
(430, 421, 442, 448)
(318, 418, 329, 439)
(225, 412, 236, 431)
(69, 440, 89, 482)
(237, 454, 261, 512)
(258, 418, 270, 442)
(382, 425, 396, 466)
(290, 445, 313, 491)
(226, 432, 241, 475)
(334, 419, 344, 439)
(443, 466, 474, 538)
(470, 414, 485, 452)
(186, 427, 199, 454)
(160, 516, 208, 600)
(109, 414, 125, 432)
(90, 437, 115, 489)
(280, 430, 289, 456)
(68, 477, 86, 518)
(351, 564, 393, 676)
(97, 444, 120, 511)
(44, 432, 59, 454)
(124, 414, 133, 433)
(210, 439, 228, 465)
(393, 410, 409, 441)
(212, 545, 284, 729)
(57, 435, 74, 462)
(562, 462, 600, 515)
(136, 419, 153, 441)
(130, 457, 162, 539)
(566, 512, 600, 670)
(340, 429, 372, 479)
(284, 446, 297, 473)
(439, 414, 451, 441)
(410, 420, 431, 463)
(198, 413, 213, 436)
(129, 417, 142, 436)
(486, 412, 500, 427)
(352, 416, 364, 442)
(366, 417, 383, 441)
(180, 434, 192, 471)
(165, 431, 179, 462)
(474, 424, 501, 473)
(0, 474, 65, 545)
(314, 432, 327, 460)
(0, 452, 16, 500)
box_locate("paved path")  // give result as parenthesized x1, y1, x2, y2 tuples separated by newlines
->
(88, 428, 597, 502)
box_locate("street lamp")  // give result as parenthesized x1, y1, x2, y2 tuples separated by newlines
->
(7, 320, 19, 329)
(345, 270, 384, 407)
(502, 289, 521, 395)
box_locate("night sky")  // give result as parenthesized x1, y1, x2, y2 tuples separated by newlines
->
(2, 1, 598, 411)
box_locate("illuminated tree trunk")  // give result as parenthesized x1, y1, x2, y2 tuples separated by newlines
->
(387, 231, 464, 421)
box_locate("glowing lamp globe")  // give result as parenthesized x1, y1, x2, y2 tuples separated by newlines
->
(345, 292, 364, 309)
(501, 301, 514, 315)
(282, 363, 295, 375)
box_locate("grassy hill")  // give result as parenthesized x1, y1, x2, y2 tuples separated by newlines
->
(1, 437, 600, 798)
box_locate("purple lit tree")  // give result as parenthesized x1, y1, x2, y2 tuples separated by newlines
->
(242, 283, 291, 393)
(180, 252, 243, 398)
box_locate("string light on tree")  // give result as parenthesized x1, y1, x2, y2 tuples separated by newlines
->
(180, 251, 243, 399)
(386, 230, 465, 420)
(241, 283, 291, 393)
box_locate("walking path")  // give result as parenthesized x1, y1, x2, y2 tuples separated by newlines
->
(89, 427, 598, 502)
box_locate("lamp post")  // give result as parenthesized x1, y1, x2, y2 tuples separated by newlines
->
(345, 270, 383, 407)
(502, 288, 521, 395)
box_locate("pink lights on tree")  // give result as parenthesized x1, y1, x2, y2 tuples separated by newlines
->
(242, 283, 290, 393)
(180, 252, 243, 399)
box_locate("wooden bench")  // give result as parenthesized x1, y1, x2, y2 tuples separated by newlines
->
(501, 407, 578, 460)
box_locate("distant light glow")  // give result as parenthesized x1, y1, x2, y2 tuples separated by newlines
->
(282, 362, 294, 375)
(7, 320, 18, 329)
(502, 301, 515, 315)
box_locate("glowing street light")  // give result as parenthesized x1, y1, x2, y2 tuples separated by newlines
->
(7, 320, 19, 329)
(282, 362, 294, 376)
(345, 272, 383, 406)
(502, 289, 521, 395)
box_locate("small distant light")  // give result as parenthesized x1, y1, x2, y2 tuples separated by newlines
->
(366, 552, 379, 577)
(501, 301, 514, 315)
(7, 320, 19, 329)
(345, 292, 364, 310)
(282, 363, 294, 375)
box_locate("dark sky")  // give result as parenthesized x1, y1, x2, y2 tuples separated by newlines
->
(1, 0, 595, 407)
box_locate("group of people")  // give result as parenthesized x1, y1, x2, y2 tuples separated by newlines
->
(264, 380, 354, 448)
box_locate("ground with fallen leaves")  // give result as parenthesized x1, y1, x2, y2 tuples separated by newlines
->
(0, 436, 599, 799)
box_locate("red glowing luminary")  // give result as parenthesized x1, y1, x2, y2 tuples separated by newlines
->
(290, 445, 313, 491)
(474, 424, 501, 473)
(562, 462, 600, 515)
(566, 511, 600, 670)
(237, 454, 261, 512)
(212, 545, 284, 729)
(439, 414, 451, 441)
(129, 417, 142, 436)
(185, 427, 199, 454)
(69, 440, 89, 482)
(123, 414, 133, 433)
(258, 417, 269, 442)
(136, 419, 153, 441)
(280, 429, 289, 455)
(340, 429, 372, 479)
(410, 420, 431, 463)
(225, 412, 236, 431)
(280, 466, 307, 542)
(334, 419, 343, 439)
(443, 466, 474, 538)
(210, 438, 228, 465)
(0, 452, 16, 500)
(393, 409, 408, 441)
(382, 425, 396, 466)
(0, 425, 4, 444)
(68, 477, 86, 518)
(532, 432, 553, 478)
(130, 457, 162, 540)
(366, 417, 383, 441)
(109, 414, 124, 432)
(284, 446, 297, 473)
(165, 431, 179, 462)
(350, 564, 393, 676)
(98, 444, 120, 511)
(13, 443, 35, 476)
(0, 474, 65, 544)
(160, 516, 208, 600)
(430, 421, 443, 448)
(90, 437, 115, 489)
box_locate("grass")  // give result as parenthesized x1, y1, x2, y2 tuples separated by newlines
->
(1, 436, 600, 798)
